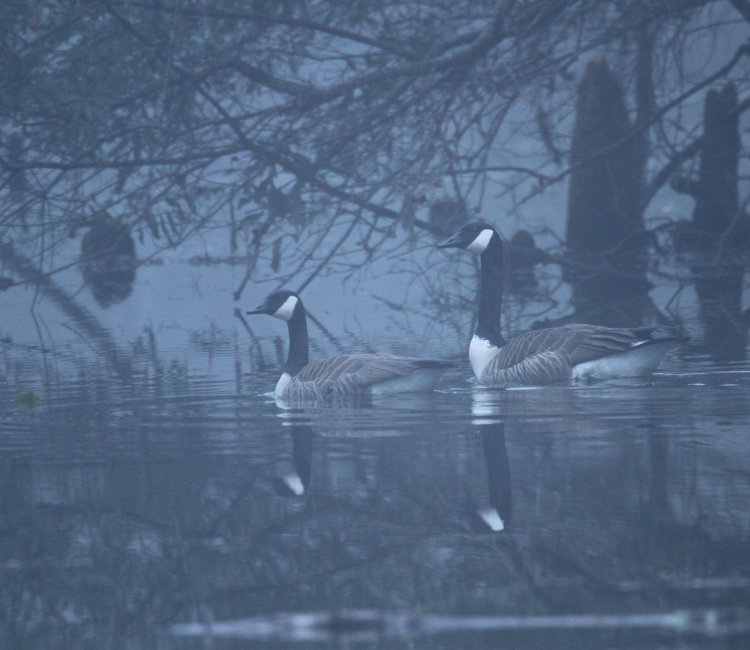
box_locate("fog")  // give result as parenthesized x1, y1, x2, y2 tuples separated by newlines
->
(1, 2, 749, 647)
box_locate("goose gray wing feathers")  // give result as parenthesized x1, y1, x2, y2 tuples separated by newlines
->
(287, 353, 451, 401)
(483, 325, 681, 386)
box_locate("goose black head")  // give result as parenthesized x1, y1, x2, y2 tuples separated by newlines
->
(247, 289, 302, 321)
(437, 221, 498, 255)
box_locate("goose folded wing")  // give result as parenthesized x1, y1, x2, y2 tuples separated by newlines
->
(494, 326, 587, 368)
(494, 325, 641, 369)
(565, 326, 642, 365)
(295, 353, 434, 388)
(487, 346, 571, 384)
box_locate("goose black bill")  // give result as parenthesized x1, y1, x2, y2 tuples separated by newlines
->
(436, 232, 465, 249)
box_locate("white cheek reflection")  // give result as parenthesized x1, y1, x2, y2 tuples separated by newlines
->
(471, 386, 502, 425)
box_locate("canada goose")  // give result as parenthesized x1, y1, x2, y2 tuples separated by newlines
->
(247, 290, 453, 401)
(437, 222, 685, 386)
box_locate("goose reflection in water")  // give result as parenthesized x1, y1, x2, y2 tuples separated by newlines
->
(269, 393, 513, 536)
(271, 425, 314, 497)
(469, 388, 512, 532)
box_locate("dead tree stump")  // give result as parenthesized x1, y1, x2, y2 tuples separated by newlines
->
(566, 56, 649, 326)
(674, 83, 747, 360)
(81, 219, 137, 307)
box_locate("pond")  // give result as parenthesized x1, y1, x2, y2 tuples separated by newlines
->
(1, 262, 749, 649)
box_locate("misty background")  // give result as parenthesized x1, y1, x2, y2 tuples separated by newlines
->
(1, 2, 750, 648)
(1, 1, 748, 364)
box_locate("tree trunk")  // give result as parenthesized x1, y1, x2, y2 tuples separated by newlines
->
(566, 56, 649, 326)
(690, 83, 747, 360)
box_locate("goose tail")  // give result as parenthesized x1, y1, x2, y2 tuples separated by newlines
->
(630, 325, 689, 347)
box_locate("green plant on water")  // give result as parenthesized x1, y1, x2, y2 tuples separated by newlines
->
(14, 391, 41, 410)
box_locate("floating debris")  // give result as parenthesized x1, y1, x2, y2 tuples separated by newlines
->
(14, 391, 41, 410)
(171, 607, 750, 641)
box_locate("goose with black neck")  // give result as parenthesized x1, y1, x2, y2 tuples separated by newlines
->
(437, 221, 685, 386)
(247, 290, 453, 402)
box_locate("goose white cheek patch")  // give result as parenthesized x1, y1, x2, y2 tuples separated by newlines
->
(273, 296, 299, 320)
(467, 228, 494, 253)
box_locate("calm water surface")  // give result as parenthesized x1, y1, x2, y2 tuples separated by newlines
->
(1, 336, 749, 648)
